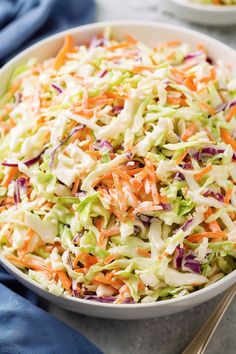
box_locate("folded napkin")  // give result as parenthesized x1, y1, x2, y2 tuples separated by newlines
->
(0, 1, 102, 353)
(0, 0, 96, 62)
(0, 270, 102, 354)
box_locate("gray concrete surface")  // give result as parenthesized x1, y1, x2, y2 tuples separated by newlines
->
(41, 292, 236, 354)
(41, 1, 236, 353)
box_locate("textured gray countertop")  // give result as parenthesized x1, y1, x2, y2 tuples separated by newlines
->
(42, 1, 236, 353)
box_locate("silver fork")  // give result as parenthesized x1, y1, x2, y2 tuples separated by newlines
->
(182, 284, 236, 354)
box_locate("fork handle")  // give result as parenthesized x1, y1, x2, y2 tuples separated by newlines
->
(182, 284, 236, 354)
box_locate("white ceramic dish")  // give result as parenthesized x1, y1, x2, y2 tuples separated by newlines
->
(0, 21, 236, 319)
(164, 0, 236, 26)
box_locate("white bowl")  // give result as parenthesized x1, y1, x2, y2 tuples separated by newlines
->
(164, 0, 236, 26)
(0, 21, 236, 319)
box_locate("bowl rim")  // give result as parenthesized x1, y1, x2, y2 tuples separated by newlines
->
(1, 20, 236, 309)
(171, 0, 236, 11)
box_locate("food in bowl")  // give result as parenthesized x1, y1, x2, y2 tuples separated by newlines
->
(190, 0, 236, 4)
(0, 29, 236, 305)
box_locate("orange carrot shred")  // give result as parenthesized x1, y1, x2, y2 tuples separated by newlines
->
(187, 231, 226, 243)
(175, 149, 189, 165)
(194, 165, 212, 181)
(181, 124, 196, 141)
(225, 105, 236, 122)
(220, 128, 236, 151)
(224, 189, 233, 204)
(56, 270, 72, 290)
(54, 34, 73, 70)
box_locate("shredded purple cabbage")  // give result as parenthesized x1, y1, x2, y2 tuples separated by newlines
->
(175, 172, 185, 181)
(98, 70, 108, 78)
(182, 254, 201, 274)
(173, 246, 184, 269)
(92, 140, 113, 152)
(181, 218, 193, 232)
(192, 147, 236, 162)
(181, 162, 192, 170)
(2, 152, 43, 168)
(49, 125, 85, 168)
(89, 36, 108, 48)
(184, 51, 203, 61)
(84, 295, 117, 303)
(51, 83, 63, 94)
(113, 106, 123, 114)
(125, 151, 133, 160)
(13, 177, 27, 206)
(203, 190, 224, 202)
(72, 280, 80, 298)
(139, 214, 151, 223)
(72, 232, 83, 244)
(84, 295, 134, 304)
(173, 246, 200, 273)
(160, 203, 172, 211)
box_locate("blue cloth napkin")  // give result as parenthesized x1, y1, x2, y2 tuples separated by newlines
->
(0, 1, 102, 353)
(0, 278, 101, 354)
(0, 0, 96, 62)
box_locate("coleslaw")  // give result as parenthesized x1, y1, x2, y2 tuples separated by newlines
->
(0, 30, 236, 304)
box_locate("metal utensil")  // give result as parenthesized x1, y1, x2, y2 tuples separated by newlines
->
(182, 284, 236, 354)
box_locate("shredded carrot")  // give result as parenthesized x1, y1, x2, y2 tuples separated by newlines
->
(81, 86, 89, 110)
(138, 278, 145, 291)
(100, 226, 120, 238)
(204, 208, 221, 232)
(56, 270, 72, 290)
(194, 165, 212, 181)
(181, 124, 197, 141)
(220, 128, 236, 151)
(97, 226, 120, 247)
(74, 268, 87, 274)
(93, 275, 123, 288)
(112, 172, 127, 212)
(136, 247, 151, 257)
(224, 188, 233, 204)
(175, 149, 189, 165)
(199, 102, 216, 116)
(6, 255, 52, 273)
(171, 67, 185, 78)
(145, 159, 160, 204)
(125, 168, 143, 176)
(197, 43, 207, 53)
(72, 108, 94, 118)
(94, 217, 103, 231)
(108, 40, 135, 51)
(104, 254, 118, 265)
(184, 78, 196, 91)
(125, 34, 138, 44)
(225, 105, 236, 122)
(199, 68, 216, 84)
(133, 204, 163, 214)
(166, 40, 182, 47)
(54, 34, 73, 70)
(22, 229, 35, 254)
(2, 167, 18, 188)
(132, 65, 156, 73)
(110, 206, 126, 222)
(187, 231, 226, 243)
(167, 97, 187, 106)
(73, 252, 97, 269)
(71, 177, 80, 195)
